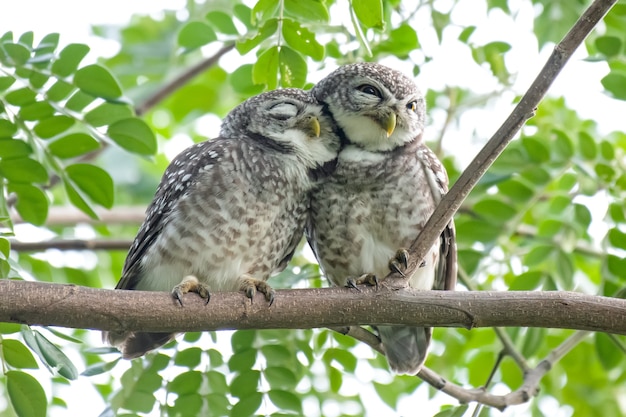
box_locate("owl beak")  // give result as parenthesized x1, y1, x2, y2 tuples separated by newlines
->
(303, 116, 321, 138)
(381, 112, 396, 138)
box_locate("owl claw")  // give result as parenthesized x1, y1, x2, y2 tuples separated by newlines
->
(389, 248, 410, 277)
(346, 273, 379, 290)
(171, 275, 211, 306)
(240, 275, 275, 306)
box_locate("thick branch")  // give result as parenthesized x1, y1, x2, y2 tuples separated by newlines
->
(2, 280, 625, 335)
(386, 0, 618, 287)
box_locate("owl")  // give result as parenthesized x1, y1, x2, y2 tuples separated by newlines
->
(105, 89, 340, 359)
(308, 63, 457, 375)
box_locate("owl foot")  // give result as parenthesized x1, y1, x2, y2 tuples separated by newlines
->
(346, 273, 379, 291)
(240, 275, 275, 306)
(172, 275, 210, 306)
(389, 248, 410, 277)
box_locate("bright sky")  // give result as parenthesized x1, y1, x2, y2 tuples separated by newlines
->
(1, 1, 621, 417)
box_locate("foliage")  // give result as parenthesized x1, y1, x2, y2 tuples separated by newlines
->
(1, 0, 626, 416)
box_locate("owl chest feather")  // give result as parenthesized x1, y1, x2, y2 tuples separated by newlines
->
(311, 144, 438, 288)
(136, 143, 310, 292)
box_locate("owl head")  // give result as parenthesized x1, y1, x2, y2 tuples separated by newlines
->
(312, 62, 425, 152)
(221, 88, 340, 170)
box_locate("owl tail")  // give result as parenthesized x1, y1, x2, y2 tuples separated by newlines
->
(103, 331, 176, 360)
(377, 325, 431, 375)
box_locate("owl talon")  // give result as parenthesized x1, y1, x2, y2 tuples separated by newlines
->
(346, 277, 361, 292)
(171, 275, 210, 306)
(389, 248, 410, 277)
(346, 273, 378, 290)
(240, 275, 275, 305)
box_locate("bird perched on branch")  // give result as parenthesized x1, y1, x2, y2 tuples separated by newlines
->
(308, 62, 457, 375)
(105, 89, 340, 359)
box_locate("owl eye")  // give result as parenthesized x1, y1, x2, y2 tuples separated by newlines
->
(267, 102, 299, 120)
(357, 84, 382, 98)
(407, 101, 418, 112)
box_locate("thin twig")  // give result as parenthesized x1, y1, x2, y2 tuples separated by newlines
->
(135, 43, 236, 116)
(383, 0, 618, 289)
(10, 206, 146, 225)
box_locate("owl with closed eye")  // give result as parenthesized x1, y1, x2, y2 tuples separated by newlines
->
(307, 63, 457, 375)
(104, 88, 340, 359)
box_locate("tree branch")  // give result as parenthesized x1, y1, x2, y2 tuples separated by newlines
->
(9, 239, 131, 252)
(2, 280, 626, 335)
(384, 0, 618, 288)
(11, 206, 146, 225)
(135, 43, 236, 116)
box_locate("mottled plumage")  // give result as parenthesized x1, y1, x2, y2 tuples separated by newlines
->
(308, 63, 457, 375)
(105, 89, 340, 359)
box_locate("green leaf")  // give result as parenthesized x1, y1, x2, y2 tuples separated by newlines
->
(6, 371, 47, 417)
(608, 228, 626, 250)
(65, 163, 114, 208)
(0, 139, 32, 158)
(206, 370, 228, 393)
(177, 21, 217, 50)
(65, 90, 96, 112)
(352, 0, 384, 28)
(234, 4, 253, 29)
(0, 119, 17, 138)
(602, 72, 626, 101)
(48, 133, 100, 159)
(329, 365, 342, 392)
(65, 180, 98, 219)
(373, 381, 399, 408)
(107, 118, 157, 155)
(46, 80, 74, 102)
(230, 370, 260, 398)
(282, 19, 324, 61)
(323, 347, 357, 372)
(2, 339, 39, 369)
(0, 76, 16, 91)
(253, 46, 279, 89)
(231, 330, 256, 353)
(85, 102, 133, 127)
(230, 392, 262, 417)
(524, 244, 554, 266)
(264, 367, 297, 390)
(472, 198, 516, 224)
(228, 349, 256, 373)
(6, 184, 48, 225)
(0, 322, 21, 334)
(279, 46, 307, 88)
(236, 19, 278, 54)
(4, 87, 36, 106)
(433, 405, 470, 417)
(3, 42, 30, 65)
(22, 328, 78, 380)
(174, 347, 202, 368)
(51, 43, 90, 77)
(522, 136, 550, 162)
(167, 371, 203, 395)
(74, 64, 123, 100)
(33, 115, 75, 139)
(18, 101, 54, 121)
(268, 390, 302, 413)
(455, 219, 500, 243)
(252, 0, 280, 23)
(375, 24, 420, 56)
(18, 32, 33, 47)
(498, 178, 533, 202)
(230, 64, 264, 95)
(609, 202, 625, 223)
(284, 0, 329, 22)
(595, 36, 622, 57)
(578, 131, 597, 160)
(509, 271, 545, 291)
(0, 158, 48, 183)
(554, 249, 574, 289)
(520, 327, 545, 357)
(29, 72, 49, 88)
(595, 333, 623, 370)
(81, 358, 120, 376)
(206, 11, 239, 35)
(552, 129, 574, 159)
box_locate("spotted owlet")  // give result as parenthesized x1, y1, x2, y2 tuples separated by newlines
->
(104, 89, 340, 359)
(308, 63, 457, 375)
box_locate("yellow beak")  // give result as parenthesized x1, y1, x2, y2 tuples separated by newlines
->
(382, 112, 396, 138)
(306, 116, 321, 138)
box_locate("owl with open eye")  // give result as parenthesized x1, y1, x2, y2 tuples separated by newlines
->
(308, 63, 457, 375)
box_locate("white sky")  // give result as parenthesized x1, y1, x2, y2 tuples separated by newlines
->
(1, 1, 622, 417)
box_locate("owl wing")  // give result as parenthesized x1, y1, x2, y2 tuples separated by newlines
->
(417, 144, 457, 291)
(116, 139, 228, 290)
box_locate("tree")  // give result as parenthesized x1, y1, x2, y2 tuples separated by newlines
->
(1, 0, 625, 416)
